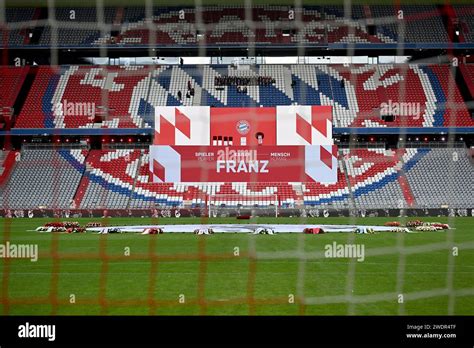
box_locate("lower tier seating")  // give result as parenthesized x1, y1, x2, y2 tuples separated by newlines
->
(1, 147, 473, 210)
(1, 149, 87, 209)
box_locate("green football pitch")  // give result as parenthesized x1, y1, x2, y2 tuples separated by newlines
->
(0, 216, 473, 315)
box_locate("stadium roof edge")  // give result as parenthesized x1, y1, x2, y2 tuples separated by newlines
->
(6, 43, 474, 50)
(4, 127, 474, 136)
(4, 0, 474, 7)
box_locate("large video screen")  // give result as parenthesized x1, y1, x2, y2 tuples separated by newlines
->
(149, 145, 338, 183)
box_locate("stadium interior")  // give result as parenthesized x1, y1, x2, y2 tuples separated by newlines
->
(1, 3, 473, 215)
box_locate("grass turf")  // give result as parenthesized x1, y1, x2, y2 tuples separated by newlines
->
(0, 216, 473, 315)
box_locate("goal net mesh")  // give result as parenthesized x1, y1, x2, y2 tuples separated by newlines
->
(0, 0, 472, 317)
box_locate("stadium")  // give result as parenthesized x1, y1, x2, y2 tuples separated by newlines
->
(0, 0, 473, 327)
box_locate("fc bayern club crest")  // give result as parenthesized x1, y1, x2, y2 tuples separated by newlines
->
(236, 120, 250, 135)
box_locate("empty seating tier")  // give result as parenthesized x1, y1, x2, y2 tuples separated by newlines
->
(1, 148, 472, 210)
(5, 5, 470, 46)
(13, 64, 473, 129)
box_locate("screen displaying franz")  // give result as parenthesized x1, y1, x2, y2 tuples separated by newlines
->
(149, 145, 338, 183)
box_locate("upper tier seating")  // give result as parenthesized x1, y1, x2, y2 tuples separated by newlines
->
(14, 64, 473, 129)
(4, 5, 473, 46)
(1, 8, 36, 46)
(456, 5, 474, 43)
(371, 5, 449, 43)
(38, 8, 117, 46)
(103, 5, 454, 46)
(2, 147, 472, 210)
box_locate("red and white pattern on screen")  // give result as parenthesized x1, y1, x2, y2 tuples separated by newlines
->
(153, 106, 210, 145)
